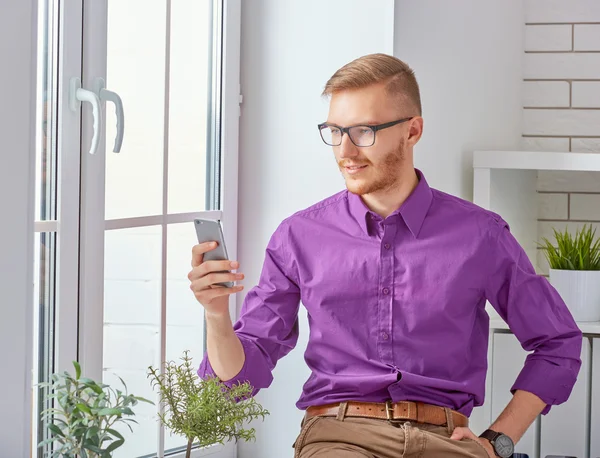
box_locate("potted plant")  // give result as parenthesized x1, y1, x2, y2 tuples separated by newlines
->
(148, 351, 269, 458)
(39, 361, 153, 457)
(539, 223, 600, 321)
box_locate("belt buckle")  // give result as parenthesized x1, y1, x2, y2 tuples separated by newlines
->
(385, 400, 403, 425)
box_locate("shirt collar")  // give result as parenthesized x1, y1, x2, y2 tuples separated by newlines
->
(347, 168, 433, 238)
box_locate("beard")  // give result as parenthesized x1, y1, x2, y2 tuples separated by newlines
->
(340, 140, 406, 196)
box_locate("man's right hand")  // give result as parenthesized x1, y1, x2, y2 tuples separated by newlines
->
(188, 242, 245, 316)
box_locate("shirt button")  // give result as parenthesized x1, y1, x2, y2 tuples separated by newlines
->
(383, 288, 390, 295)
(384, 243, 391, 250)
(382, 332, 389, 340)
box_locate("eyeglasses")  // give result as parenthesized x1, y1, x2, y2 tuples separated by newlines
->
(317, 117, 414, 147)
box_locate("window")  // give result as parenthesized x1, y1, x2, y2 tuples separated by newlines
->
(32, 1, 241, 457)
(33, 2, 81, 455)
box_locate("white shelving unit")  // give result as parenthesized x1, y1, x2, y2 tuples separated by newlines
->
(490, 317, 600, 336)
(474, 151, 600, 273)
(474, 150, 600, 173)
(471, 150, 600, 458)
(473, 150, 600, 323)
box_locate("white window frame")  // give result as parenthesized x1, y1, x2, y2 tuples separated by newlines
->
(0, 0, 84, 455)
(0, 0, 38, 455)
(54, 0, 85, 376)
(32, 3, 85, 455)
(4, 0, 87, 454)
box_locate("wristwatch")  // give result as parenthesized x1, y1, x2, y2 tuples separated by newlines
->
(479, 429, 514, 457)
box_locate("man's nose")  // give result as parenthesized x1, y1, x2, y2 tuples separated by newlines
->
(338, 132, 359, 159)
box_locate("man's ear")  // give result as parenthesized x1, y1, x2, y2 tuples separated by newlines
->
(407, 116, 423, 147)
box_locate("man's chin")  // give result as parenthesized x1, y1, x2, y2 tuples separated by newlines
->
(345, 179, 370, 196)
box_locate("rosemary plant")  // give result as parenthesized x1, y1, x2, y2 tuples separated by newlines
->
(148, 351, 269, 458)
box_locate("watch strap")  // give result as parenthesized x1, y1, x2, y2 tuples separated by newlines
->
(479, 429, 501, 443)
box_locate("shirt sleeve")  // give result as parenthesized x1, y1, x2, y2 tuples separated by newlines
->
(484, 215, 583, 415)
(197, 220, 301, 395)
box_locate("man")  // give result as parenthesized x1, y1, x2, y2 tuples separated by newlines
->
(188, 54, 582, 457)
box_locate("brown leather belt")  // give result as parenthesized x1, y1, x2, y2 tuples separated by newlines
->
(305, 401, 468, 428)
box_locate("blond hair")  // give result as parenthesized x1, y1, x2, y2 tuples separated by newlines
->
(322, 53, 422, 116)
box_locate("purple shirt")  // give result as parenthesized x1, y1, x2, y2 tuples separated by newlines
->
(198, 169, 582, 416)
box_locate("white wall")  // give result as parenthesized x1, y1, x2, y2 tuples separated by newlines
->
(394, 0, 524, 200)
(235, 1, 393, 456)
(0, 0, 37, 455)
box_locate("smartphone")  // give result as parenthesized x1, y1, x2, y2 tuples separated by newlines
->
(193, 218, 234, 288)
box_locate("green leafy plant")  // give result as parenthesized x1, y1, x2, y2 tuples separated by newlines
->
(39, 361, 153, 458)
(148, 351, 269, 458)
(539, 223, 600, 270)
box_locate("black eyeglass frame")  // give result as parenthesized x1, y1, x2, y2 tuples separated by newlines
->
(317, 117, 414, 147)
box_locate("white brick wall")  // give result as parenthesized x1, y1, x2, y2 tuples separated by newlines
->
(572, 138, 600, 153)
(525, 0, 600, 23)
(538, 193, 569, 220)
(524, 53, 600, 79)
(521, 136, 569, 152)
(538, 171, 600, 193)
(572, 81, 600, 108)
(525, 1, 600, 273)
(524, 109, 600, 136)
(574, 24, 600, 51)
(525, 25, 572, 51)
(523, 81, 570, 107)
(570, 194, 600, 221)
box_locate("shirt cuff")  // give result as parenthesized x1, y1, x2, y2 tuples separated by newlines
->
(511, 358, 578, 415)
(197, 335, 273, 395)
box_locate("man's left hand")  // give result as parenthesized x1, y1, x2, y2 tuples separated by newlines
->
(450, 427, 494, 457)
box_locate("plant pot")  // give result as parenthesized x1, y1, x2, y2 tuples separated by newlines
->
(549, 269, 600, 322)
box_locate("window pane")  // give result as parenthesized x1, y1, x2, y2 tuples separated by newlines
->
(164, 223, 206, 452)
(32, 231, 57, 457)
(167, 0, 212, 214)
(35, 0, 58, 222)
(34, 2, 59, 456)
(103, 226, 162, 458)
(105, 1, 166, 220)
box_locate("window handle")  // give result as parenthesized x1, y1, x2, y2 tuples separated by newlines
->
(69, 77, 101, 155)
(94, 78, 124, 153)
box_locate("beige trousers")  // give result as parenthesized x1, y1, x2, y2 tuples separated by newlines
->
(293, 416, 491, 458)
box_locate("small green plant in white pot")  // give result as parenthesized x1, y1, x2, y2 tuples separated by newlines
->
(148, 351, 269, 458)
(539, 224, 600, 321)
(39, 361, 153, 457)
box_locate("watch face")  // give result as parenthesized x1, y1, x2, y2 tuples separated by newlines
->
(494, 434, 514, 458)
